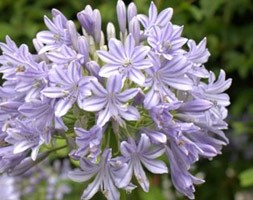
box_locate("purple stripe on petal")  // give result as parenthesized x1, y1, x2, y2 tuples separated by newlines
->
(97, 50, 121, 64)
(118, 88, 139, 102)
(99, 64, 120, 78)
(42, 87, 67, 98)
(141, 157, 168, 174)
(106, 75, 122, 93)
(80, 97, 107, 112)
(55, 98, 74, 117)
(97, 106, 111, 126)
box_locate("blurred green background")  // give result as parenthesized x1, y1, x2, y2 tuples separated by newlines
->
(0, 0, 253, 199)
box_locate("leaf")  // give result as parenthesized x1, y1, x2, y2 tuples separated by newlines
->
(231, 121, 249, 135)
(188, 5, 203, 21)
(0, 23, 15, 38)
(200, 0, 224, 17)
(239, 168, 253, 187)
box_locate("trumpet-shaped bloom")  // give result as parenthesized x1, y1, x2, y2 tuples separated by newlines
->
(5, 120, 44, 161)
(147, 23, 187, 60)
(97, 35, 152, 85)
(120, 134, 168, 192)
(80, 75, 140, 126)
(36, 10, 71, 53)
(144, 56, 192, 109)
(138, 1, 173, 34)
(41, 62, 89, 117)
(185, 38, 210, 66)
(192, 70, 232, 107)
(74, 125, 103, 159)
(69, 149, 129, 200)
(165, 144, 204, 199)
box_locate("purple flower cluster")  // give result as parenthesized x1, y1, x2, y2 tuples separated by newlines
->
(0, 1, 232, 199)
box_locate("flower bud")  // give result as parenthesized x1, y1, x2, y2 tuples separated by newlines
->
(129, 16, 140, 44)
(67, 20, 79, 50)
(106, 22, 116, 41)
(9, 151, 49, 176)
(93, 9, 101, 44)
(77, 5, 93, 35)
(116, 0, 126, 34)
(77, 36, 89, 64)
(127, 2, 137, 24)
(77, 6, 101, 44)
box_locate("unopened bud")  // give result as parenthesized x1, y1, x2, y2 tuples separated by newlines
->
(116, 0, 126, 34)
(106, 22, 116, 41)
(127, 2, 137, 24)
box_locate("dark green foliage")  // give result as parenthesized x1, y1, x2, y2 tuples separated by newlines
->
(0, 0, 253, 199)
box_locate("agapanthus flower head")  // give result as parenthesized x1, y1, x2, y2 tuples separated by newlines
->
(0, 1, 232, 199)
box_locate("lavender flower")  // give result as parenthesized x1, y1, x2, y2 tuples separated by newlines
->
(192, 70, 232, 107)
(74, 125, 103, 159)
(120, 134, 168, 192)
(0, 146, 27, 174)
(41, 62, 87, 117)
(97, 34, 152, 85)
(45, 44, 87, 66)
(18, 99, 67, 143)
(165, 144, 204, 199)
(69, 149, 129, 200)
(36, 10, 71, 53)
(5, 120, 44, 160)
(147, 23, 187, 60)
(80, 75, 140, 126)
(185, 38, 210, 66)
(138, 2, 173, 35)
(144, 55, 192, 108)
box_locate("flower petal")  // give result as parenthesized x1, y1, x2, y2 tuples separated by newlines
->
(80, 96, 107, 112)
(131, 46, 150, 62)
(144, 88, 160, 109)
(137, 134, 151, 152)
(108, 38, 126, 59)
(106, 75, 122, 93)
(97, 50, 121, 64)
(141, 157, 168, 174)
(81, 174, 101, 200)
(13, 141, 33, 154)
(89, 78, 107, 96)
(99, 64, 120, 78)
(124, 35, 135, 58)
(134, 160, 149, 192)
(128, 68, 145, 85)
(118, 88, 139, 102)
(120, 106, 140, 121)
(97, 106, 111, 126)
(55, 97, 75, 117)
(41, 87, 67, 98)
(156, 8, 173, 27)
